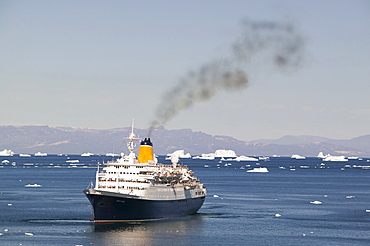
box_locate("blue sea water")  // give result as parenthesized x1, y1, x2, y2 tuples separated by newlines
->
(1, 155, 370, 245)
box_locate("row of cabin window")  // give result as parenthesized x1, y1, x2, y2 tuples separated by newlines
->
(99, 179, 150, 183)
(112, 165, 144, 169)
(98, 186, 145, 190)
(107, 172, 138, 175)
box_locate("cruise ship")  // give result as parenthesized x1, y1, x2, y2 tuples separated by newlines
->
(84, 125, 206, 223)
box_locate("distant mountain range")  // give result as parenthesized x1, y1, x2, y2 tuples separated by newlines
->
(0, 125, 369, 157)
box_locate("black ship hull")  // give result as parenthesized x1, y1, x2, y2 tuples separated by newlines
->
(84, 189, 206, 223)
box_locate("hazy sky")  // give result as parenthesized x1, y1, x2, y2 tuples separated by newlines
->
(1, 0, 369, 141)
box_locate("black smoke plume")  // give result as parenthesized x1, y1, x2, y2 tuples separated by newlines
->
(149, 19, 305, 135)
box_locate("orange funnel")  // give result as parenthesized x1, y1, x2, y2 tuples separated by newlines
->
(138, 138, 154, 163)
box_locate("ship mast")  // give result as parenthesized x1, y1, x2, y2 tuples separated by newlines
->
(126, 119, 138, 163)
(127, 119, 136, 153)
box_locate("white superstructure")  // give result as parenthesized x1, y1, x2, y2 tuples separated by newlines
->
(95, 155, 205, 200)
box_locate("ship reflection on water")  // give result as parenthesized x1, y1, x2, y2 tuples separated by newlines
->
(91, 215, 205, 245)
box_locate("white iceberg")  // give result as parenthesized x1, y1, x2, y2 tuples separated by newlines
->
(247, 167, 269, 173)
(214, 149, 237, 158)
(0, 149, 14, 156)
(318, 152, 347, 162)
(81, 152, 94, 156)
(34, 152, 47, 156)
(167, 150, 191, 159)
(234, 155, 259, 161)
(25, 184, 42, 187)
(291, 154, 306, 159)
